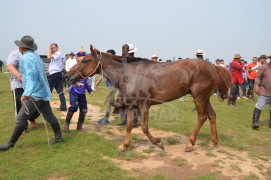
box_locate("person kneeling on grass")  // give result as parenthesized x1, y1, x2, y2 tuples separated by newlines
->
(64, 49, 93, 131)
(0, 35, 64, 151)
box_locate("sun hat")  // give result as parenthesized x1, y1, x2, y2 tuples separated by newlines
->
(15, 35, 37, 51)
(127, 44, 137, 53)
(195, 49, 205, 56)
(234, 54, 242, 59)
(258, 55, 267, 59)
(151, 55, 158, 58)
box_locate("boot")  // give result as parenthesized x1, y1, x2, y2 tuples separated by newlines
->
(0, 125, 25, 151)
(227, 95, 233, 105)
(64, 111, 74, 132)
(50, 121, 64, 144)
(269, 110, 271, 128)
(232, 95, 237, 106)
(252, 108, 261, 129)
(77, 112, 86, 131)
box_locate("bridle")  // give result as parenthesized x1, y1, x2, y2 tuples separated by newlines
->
(73, 52, 103, 79)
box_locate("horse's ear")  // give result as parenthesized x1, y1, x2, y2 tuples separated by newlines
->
(90, 44, 95, 54)
(90, 44, 101, 55)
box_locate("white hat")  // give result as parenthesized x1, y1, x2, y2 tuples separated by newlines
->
(128, 44, 137, 53)
(151, 54, 158, 58)
(195, 49, 205, 56)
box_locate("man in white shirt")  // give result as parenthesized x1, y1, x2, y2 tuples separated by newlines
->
(65, 52, 77, 72)
(47, 43, 67, 111)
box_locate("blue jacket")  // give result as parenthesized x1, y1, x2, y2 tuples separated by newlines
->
(20, 50, 52, 101)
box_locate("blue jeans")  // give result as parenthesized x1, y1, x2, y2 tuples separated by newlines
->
(240, 81, 247, 96)
(48, 72, 67, 110)
(68, 91, 88, 113)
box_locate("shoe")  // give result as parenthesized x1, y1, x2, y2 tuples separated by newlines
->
(242, 96, 249, 99)
(57, 108, 67, 112)
(0, 143, 14, 151)
(117, 121, 126, 126)
(30, 121, 38, 127)
(237, 97, 241, 100)
(22, 130, 26, 135)
(98, 118, 109, 125)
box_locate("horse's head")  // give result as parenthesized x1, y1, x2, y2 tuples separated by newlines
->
(66, 45, 101, 84)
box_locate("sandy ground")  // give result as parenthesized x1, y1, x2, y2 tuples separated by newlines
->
(50, 100, 271, 180)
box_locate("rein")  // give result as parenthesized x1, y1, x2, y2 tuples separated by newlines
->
(73, 52, 104, 79)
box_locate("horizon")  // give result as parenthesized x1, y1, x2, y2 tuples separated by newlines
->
(0, 0, 270, 65)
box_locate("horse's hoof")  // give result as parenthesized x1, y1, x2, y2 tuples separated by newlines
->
(207, 143, 216, 150)
(185, 145, 194, 152)
(118, 144, 128, 152)
(156, 142, 165, 150)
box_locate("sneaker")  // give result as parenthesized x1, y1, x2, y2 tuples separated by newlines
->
(117, 121, 126, 126)
(242, 96, 248, 99)
(30, 121, 38, 127)
(237, 97, 241, 100)
(57, 108, 67, 112)
(98, 118, 109, 125)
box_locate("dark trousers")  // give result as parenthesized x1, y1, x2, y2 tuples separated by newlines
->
(8, 99, 61, 145)
(12, 88, 40, 129)
(68, 91, 88, 113)
(230, 83, 240, 95)
(48, 72, 67, 110)
(247, 78, 255, 93)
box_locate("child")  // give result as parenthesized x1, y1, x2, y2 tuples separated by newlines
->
(64, 49, 93, 131)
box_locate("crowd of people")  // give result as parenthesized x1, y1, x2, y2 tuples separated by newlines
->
(0, 35, 270, 151)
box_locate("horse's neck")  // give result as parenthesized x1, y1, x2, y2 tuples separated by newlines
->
(101, 57, 124, 88)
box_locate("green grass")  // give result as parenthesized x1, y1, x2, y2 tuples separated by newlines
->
(0, 72, 133, 179)
(148, 95, 271, 157)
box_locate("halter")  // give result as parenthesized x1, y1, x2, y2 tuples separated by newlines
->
(73, 52, 104, 79)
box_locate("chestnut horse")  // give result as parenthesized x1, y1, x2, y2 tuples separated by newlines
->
(66, 45, 231, 152)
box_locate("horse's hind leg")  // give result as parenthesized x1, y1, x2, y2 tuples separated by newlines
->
(185, 99, 208, 152)
(118, 108, 134, 152)
(206, 102, 218, 149)
(141, 108, 164, 150)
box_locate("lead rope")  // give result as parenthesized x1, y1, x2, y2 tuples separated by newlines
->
(21, 97, 52, 149)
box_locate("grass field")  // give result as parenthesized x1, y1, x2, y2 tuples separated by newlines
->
(0, 67, 271, 179)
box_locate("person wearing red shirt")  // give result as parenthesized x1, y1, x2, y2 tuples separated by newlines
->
(246, 57, 258, 99)
(228, 54, 244, 105)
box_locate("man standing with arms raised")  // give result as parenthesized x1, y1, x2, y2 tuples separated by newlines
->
(47, 43, 67, 111)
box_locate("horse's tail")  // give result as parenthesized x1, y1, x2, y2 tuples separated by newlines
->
(215, 66, 231, 100)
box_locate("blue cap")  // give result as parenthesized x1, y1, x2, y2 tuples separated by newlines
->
(76, 51, 87, 57)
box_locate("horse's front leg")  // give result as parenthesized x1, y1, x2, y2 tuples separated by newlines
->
(185, 99, 208, 152)
(141, 108, 164, 150)
(118, 108, 134, 152)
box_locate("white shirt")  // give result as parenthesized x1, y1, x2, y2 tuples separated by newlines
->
(65, 58, 77, 72)
(49, 51, 63, 75)
(251, 62, 262, 71)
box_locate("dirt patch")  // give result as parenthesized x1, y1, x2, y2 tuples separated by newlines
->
(51, 101, 271, 179)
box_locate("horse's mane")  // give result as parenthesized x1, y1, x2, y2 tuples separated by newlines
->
(102, 52, 151, 63)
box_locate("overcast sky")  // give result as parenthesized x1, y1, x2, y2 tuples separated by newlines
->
(0, 0, 270, 64)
